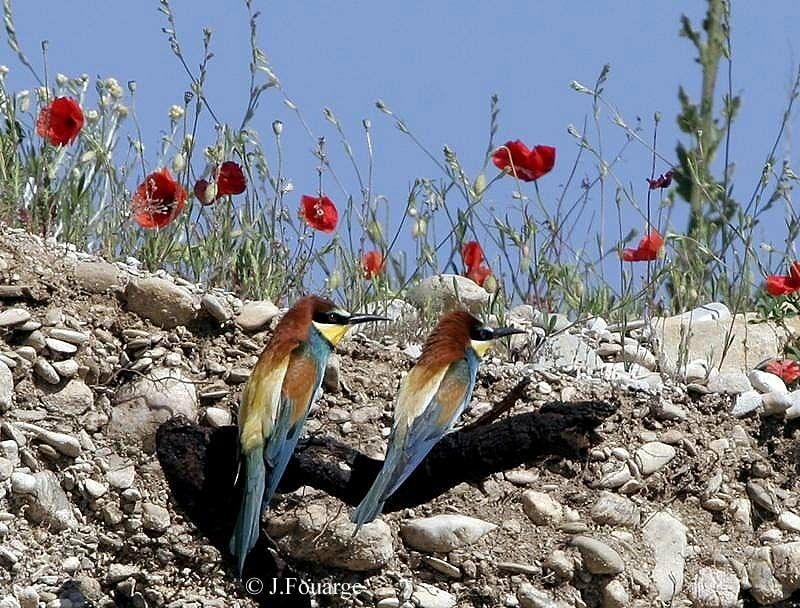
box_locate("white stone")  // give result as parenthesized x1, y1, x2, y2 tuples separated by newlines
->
(689, 566, 740, 608)
(748, 369, 788, 394)
(731, 390, 763, 417)
(11, 471, 37, 494)
(643, 511, 688, 603)
(521, 491, 564, 525)
(407, 274, 490, 313)
(778, 511, 800, 533)
(411, 583, 456, 608)
(400, 514, 496, 552)
(634, 442, 676, 475)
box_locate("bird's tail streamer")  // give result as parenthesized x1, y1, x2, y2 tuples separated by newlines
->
(229, 450, 265, 578)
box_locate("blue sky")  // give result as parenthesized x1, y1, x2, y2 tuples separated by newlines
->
(3, 1, 798, 289)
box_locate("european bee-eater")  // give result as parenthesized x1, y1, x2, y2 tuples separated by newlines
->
(351, 310, 524, 528)
(230, 295, 386, 576)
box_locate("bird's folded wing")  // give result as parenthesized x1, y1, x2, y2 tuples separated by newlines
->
(238, 348, 293, 454)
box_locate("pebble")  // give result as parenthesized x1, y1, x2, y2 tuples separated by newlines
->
(125, 278, 197, 328)
(748, 369, 787, 394)
(106, 462, 135, 490)
(205, 407, 231, 427)
(11, 471, 37, 494)
(33, 358, 61, 384)
(570, 535, 624, 575)
(45, 337, 78, 355)
(142, 503, 171, 533)
(542, 549, 574, 580)
(778, 511, 800, 533)
(227, 368, 250, 384)
(0, 458, 12, 481)
(235, 300, 280, 331)
(47, 328, 89, 345)
(634, 441, 676, 475)
(505, 469, 540, 486)
(517, 584, 572, 608)
(595, 465, 632, 489)
(62, 555, 81, 574)
(643, 511, 687, 602)
(689, 566, 739, 608)
(590, 492, 640, 527)
(51, 359, 79, 379)
(201, 294, 229, 322)
(747, 479, 781, 515)
(411, 583, 456, 608)
(0, 308, 31, 327)
(521, 490, 563, 525)
(83, 479, 108, 499)
(0, 362, 11, 411)
(17, 423, 81, 458)
(400, 514, 496, 552)
(708, 371, 752, 395)
(423, 556, 461, 578)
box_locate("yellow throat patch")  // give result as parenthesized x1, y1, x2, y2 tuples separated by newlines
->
(313, 321, 350, 346)
(470, 339, 493, 358)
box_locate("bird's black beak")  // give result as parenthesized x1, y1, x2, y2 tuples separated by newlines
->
(491, 326, 527, 339)
(346, 313, 390, 325)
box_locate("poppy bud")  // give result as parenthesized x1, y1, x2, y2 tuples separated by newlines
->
(115, 104, 129, 119)
(85, 110, 99, 124)
(473, 173, 487, 198)
(328, 271, 341, 291)
(172, 153, 186, 174)
(55, 73, 68, 86)
(0, 66, 8, 77)
(80, 150, 96, 164)
(412, 219, 427, 238)
(35, 86, 48, 101)
(17, 91, 30, 113)
(272, 120, 283, 136)
(482, 274, 498, 293)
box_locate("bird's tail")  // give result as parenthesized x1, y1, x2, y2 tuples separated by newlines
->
(351, 448, 401, 531)
(229, 450, 265, 578)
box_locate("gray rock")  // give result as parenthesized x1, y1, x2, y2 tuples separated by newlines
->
(594, 465, 632, 489)
(602, 579, 629, 608)
(235, 300, 280, 331)
(273, 504, 393, 571)
(689, 566, 740, 608)
(407, 274, 490, 313)
(16, 423, 81, 457)
(762, 391, 793, 415)
(0, 458, 12, 481)
(11, 471, 37, 494)
(570, 535, 624, 575)
(771, 542, 800, 591)
(748, 369, 788, 394)
(747, 480, 781, 515)
(731, 390, 763, 417)
(517, 584, 573, 608)
(142, 503, 171, 533)
(33, 358, 60, 385)
(590, 492, 640, 528)
(124, 278, 196, 328)
(41, 379, 93, 415)
(411, 583, 456, 608)
(778, 511, 800, 533)
(45, 337, 78, 355)
(204, 407, 231, 428)
(542, 549, 574, 580)
(0, 308, 31, 327)
(521, 490, 564, 525)
(74, 260, 125, 293)
(747, 546, 790, 605)
(643, 511, 687, 603)
(0, 361, 12, 411)
(14, 587, 38, 608)
(538, 334, 603, 372)
(110, 367, 198, 452)
(201, 293, 229, 322)
(351, 406, 381, 424)
(400, 514, 496, 552)
(654, 312, 788, 376)
(323, 354, 340, 393)
(46, 328, 89, 345)
(677, 302, 731, 323)
(27, 470, 78, 530)
(634, 442, 676, 475)
(707, 370, 752, 395)
(83, 479, 108, 499)
(423, 555, 461, 578)
(106, 458, 135, 490)
(51, 359, 80, 379)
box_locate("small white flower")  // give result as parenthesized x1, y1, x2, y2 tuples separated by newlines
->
(105, 77, 123, 99)
(85, 109, 99, 124)
(55, 73, 69, 86)
(115, 104, 129, 118)
(168, 104, 184, 121)
(0, 65, 10, 77)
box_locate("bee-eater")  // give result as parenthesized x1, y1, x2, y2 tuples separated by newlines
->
(351, 310, 524, 529)
(230, 295, 386, 576)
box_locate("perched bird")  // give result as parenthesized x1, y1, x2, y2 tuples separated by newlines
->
(352, 310, 524, 529)
(230, 295, 386, 576)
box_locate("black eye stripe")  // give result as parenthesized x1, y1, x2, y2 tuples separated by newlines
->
(313, 310, 349, 324)
(470, 326, 494, 341)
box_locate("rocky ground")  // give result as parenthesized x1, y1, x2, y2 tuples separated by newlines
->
(1, 226, 800, 607)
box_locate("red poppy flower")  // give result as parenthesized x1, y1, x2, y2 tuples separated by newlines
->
(764, 359, 800, 385)
(647, 170, 674, 190)
(36, 97, 84, 146)
(466, 265, 492, 287)
(193, 161, 246, 205)
(621, 230, 664, 262)
(216, 161, 247, 196)
(492, 140, 556, 181)
(462, 241, 484, 270)
(299, 195, 338, 233)
(765, 262, 800, 296)
(132, 168, 187, 229)
(362, 250, 384, 279)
